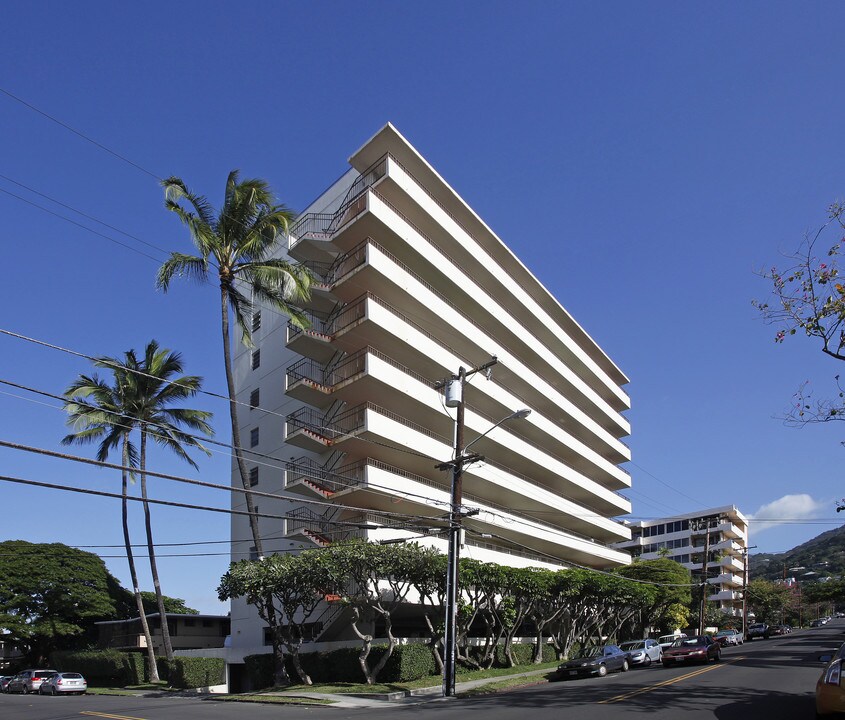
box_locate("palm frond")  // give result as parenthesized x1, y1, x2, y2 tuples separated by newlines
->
(156, 253, 210, 291)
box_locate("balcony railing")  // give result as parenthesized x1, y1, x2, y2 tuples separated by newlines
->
(287, 351, 368, 389)
(289, 156, 388, 247)
(286, 401, 449, 446)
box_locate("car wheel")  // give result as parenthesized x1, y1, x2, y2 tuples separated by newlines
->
(714, 650, 721, 662)
(662, 660, 671, 668)
(21, 685, 28, 695)
(51, 686, 57, 696)
(621, 660, 630, 672)
(597, 664, 608, 677)
(644, 655, 652, 667)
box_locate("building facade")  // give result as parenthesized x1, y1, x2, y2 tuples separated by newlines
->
(227, 124, 633, 659)
(614, 505, 749, 614)
(95, 614, 230, 653)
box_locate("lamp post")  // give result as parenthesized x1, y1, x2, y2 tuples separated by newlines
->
(435, 358, 531, 697)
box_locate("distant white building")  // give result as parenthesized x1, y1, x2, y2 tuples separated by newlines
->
(227, 124, 634, 663)
(615, 505, 749, 614)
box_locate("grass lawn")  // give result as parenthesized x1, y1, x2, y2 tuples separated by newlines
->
(211, 694, 334, 705)
(269, 660, 561, 695)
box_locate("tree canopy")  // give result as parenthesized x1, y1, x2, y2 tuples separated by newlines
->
(0, 541, 119, 663)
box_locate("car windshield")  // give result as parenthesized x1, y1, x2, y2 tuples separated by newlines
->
(576, 646, 603, 658)
(61, 673, 83, 679)
(620, 642, 644, 650)
(673, 637, 705, 647)
(715, 630, 733, 636)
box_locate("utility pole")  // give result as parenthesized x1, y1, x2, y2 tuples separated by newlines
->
(690, 517, 711, 634)
(741, 544, 756, 638)
(435, 357, 497, 698)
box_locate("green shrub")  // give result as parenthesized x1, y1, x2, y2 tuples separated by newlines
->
(49, 649, 130, 686)
(123, 652, 145, 685)
(164, 657, 225, 689)
(243, 643, 436, 687)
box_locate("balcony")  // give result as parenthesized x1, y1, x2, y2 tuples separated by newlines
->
(708, 590, 741, 603)
(289, 156, 388, 263)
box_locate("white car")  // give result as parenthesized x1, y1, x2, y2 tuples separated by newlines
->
(619, 639, 662, 666)
(658, 633, 688, 650)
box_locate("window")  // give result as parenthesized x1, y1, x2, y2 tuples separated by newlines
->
(252, 311, 261, 332)
(251, 349, 261, 370)
(202, 619, 213, 628)
(249, 467, 259, 486)
(250, 388, 260, 410)
(250, 428, 259, 447)
(184, 619, 195, 627)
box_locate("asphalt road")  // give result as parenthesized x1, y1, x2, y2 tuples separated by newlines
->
(2, 623, 842, 720)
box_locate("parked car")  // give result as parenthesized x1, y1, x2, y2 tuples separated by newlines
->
(0, 676, 13, 692)
(812, 619, 827, 628)
(6, 669, 58, 694)
(38, 672, 87, 695)
(747, 622, 770, 640)
(817, 641, 845, 716)
(770, 624, 790, 636)
(657, 633, 688, 650)
(557, 645, 632, 678)
(661, 635, 721, 666)
(713, 629, 743, 646)
(619, 639, 662, 666)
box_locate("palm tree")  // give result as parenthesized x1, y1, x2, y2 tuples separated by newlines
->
(156, 172, 312, 558)
(157, 172, 312, 686)
(62, 342, 213, 671)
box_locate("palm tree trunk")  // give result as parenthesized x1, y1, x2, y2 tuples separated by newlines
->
(122, 435, 160, 682)
(220, 285, 263, 555)
(220, 284, 289, 685)
(140, 426, 174, 661)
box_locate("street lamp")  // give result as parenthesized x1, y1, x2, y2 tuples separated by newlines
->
(437, 362, 531, 697)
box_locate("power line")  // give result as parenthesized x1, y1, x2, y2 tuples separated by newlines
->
(0, 86, 162, 180)
(0, 473, 435, 535)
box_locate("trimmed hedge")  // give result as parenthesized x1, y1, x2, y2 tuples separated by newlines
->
(464, 642, 556, 668)
(160, 657, 225, 689)
(49, 649, 139, 686)
(243, 642, 549, 688)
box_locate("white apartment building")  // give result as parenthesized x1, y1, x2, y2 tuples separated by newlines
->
(227, 124, 633, 662)
(615, 505, 749, 614)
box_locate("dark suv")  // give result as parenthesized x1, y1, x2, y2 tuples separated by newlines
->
(7, 670, 58, 694)
(746, 623, 770, 640)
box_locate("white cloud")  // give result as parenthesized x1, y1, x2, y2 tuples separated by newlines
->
(749, 494, 827, 535)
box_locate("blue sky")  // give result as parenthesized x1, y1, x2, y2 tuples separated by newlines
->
(2, 2, 845, 613)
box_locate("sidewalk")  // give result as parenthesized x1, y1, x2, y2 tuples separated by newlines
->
(260, 667, 553, 707)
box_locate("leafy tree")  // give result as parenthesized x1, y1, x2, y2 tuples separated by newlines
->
(62, 341, 212, 672)
(746, 579, 792, 624)
(0, 541, 119, 664)
(316, 541, 433, 685)
(755, 203, 845, 429)
(219, 553, 331, 685)
(158, 173, 312, 686)
(407, 546, 447, 671)
(618, 558, 692, 635)
(140, 592, 199, 616)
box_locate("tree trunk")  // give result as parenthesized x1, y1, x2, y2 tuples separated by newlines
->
(139, 427, 174, 661)
(349, 607, 375, 684)
(423, 613, 444, 672)
(220, 285, 289, 686)
(122, 435, 159, 682)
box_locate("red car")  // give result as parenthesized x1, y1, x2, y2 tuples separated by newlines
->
(662, 635, 721, 666)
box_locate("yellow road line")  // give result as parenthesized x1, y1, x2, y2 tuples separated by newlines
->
(598, 656, 746, 704)
(80, 711, 149, 720)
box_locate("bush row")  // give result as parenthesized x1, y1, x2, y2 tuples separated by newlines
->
(244, 642, 551, 689)
(48, 650, 223, 689)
